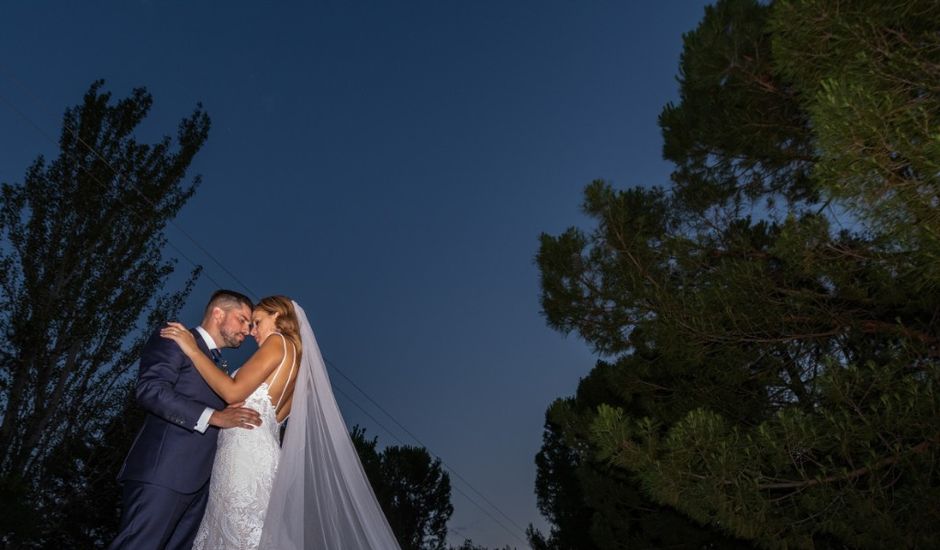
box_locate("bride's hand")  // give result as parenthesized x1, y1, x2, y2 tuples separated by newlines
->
(160, 322, 200, 357)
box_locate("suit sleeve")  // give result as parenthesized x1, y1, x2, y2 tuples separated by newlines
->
(135, 330, 213, 432)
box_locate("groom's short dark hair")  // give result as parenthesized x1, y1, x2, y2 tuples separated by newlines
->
(205, 290, 254, 316)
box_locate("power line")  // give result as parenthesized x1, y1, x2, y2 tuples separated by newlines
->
(0, 89, 226, 290)
(327, 356, 532, 537)
(0, 71, 531, 546)
(0, 67, 258, 298)
(332, 383, 530, 546)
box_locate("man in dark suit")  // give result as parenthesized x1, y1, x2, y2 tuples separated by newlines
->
(110, 290, 262, 550)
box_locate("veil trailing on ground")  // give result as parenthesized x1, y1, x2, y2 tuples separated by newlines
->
(259, 301, 400, 549)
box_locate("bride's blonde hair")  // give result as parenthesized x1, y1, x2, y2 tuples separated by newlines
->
(256, 295, 303, 363)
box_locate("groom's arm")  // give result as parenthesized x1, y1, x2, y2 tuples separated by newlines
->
(135, 331, 213, 432)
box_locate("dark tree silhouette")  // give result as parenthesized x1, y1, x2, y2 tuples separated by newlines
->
(352, 426, 454, 550)
(450, 539, 515, 550)
(0, 80, 208, 547)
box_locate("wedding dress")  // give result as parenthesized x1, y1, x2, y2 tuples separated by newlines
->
(193, 302, 400, 549)
(192, 333, 295, 550)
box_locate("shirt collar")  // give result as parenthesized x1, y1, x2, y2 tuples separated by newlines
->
(195, 326, 219, 351)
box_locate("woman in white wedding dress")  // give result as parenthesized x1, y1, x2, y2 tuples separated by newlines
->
(162, 296, 402, 550)
(163, 295, 300, 549)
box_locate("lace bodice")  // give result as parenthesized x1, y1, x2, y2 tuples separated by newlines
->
(193, 334, 296, 550)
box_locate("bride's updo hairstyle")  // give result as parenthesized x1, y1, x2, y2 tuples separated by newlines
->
(256, 295, 303, 363)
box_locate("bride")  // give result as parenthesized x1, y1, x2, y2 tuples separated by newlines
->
(161, 295, 400, 549)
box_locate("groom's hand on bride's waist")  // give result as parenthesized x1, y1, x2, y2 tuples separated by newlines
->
(208, 402, 262, 429)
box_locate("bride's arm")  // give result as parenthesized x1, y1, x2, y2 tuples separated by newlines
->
(160, 322, 283, 403)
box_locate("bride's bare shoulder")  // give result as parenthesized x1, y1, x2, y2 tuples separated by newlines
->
(251, 334, 286, 363)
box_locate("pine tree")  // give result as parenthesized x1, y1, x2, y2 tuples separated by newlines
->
(536, 1, 940, 548)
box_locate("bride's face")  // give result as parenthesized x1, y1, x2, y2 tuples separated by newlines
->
(250, 309, 278, 345)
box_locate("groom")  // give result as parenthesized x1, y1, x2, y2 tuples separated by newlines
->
(110, 290, 262, 550)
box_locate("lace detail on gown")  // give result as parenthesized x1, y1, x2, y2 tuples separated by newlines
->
(193, 334, 295, 550)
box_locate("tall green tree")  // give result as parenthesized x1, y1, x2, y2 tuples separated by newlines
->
(528, 365, 753, 550)
(352, 426, 455, 550)
(0, 80, 207, 547)
(536, 1, 939, 548)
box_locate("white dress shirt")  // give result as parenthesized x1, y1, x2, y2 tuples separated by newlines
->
(193, 326, 218, 433)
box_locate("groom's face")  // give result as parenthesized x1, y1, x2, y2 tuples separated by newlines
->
(218, 304, 252, 348)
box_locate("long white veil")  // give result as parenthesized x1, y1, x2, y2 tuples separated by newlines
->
(259, 301, 401, 549)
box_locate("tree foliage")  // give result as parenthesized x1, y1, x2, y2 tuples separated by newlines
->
(535, 1, 940, 548)
(352, 426, 455, 550)
(0, 81, 207, 547)
(450, 539, 515, 550)
(528, 371, 753, 550)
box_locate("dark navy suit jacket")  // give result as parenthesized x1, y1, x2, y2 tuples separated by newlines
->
(118, 328, 226, 493)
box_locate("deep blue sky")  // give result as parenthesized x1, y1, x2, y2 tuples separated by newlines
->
(1, 2, 710, 547)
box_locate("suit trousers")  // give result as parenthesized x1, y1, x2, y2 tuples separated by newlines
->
(108, 479, 209, 550)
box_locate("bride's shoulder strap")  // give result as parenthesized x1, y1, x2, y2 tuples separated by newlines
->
(270, 333, 296, 410)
